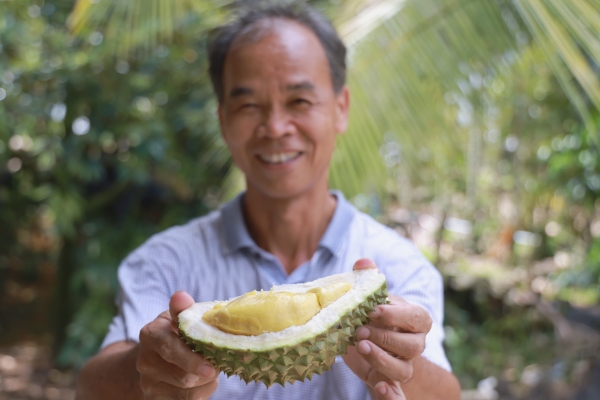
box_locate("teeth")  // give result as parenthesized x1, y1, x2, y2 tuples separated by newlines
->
(260, 152, 300, 164)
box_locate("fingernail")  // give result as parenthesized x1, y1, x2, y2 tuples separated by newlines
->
(355, 258, 376, 269)
(357, 326, 371, 340)
(375, 382, 387, 395)
(198, 364, 215, 378)
(357, 340, 371, 355)
(368, 307, 381, 319)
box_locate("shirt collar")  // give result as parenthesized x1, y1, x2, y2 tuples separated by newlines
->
(318, 190, 355, 255)
(220, 190, 355, 256)
(221, 192, 255, 254)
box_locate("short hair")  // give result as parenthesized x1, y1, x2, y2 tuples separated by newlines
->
(207, 1, 347, 103)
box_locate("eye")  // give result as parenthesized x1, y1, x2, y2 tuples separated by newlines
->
(291, 98, 311, 107)
(239, 103, 258, 111)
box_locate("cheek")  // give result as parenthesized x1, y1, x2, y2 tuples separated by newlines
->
(222, 118, 259, 154)
(297, 112, 336, 150)
(223, 132, 250, 168)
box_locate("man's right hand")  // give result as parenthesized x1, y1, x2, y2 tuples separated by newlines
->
(136, 291, 220, 399)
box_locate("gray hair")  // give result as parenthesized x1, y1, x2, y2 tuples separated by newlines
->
(207, 1, 347, 103)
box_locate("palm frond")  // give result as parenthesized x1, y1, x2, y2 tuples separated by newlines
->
(330, 0, 600, 200)
(513, 0, 600, 138)
(67, 0, 230, 57)
(67, 0, 600, 201)
(331, 0, 514, 199)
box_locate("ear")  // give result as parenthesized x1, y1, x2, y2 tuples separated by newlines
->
(334, 86, 350, 135)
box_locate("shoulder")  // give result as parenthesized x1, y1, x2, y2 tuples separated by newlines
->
(121, 209, 224, 272)
(116, 209, 225, 294)
(346, 209, 441, 290)
(349, 209, 418, 256)
(147, 209, 222, 247)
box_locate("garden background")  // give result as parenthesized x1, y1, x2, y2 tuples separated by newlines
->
(1, 0, 600, 399)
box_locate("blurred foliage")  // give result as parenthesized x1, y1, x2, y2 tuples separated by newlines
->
(339, 0, 600, 392)
(444, 292, 555, 391)
(1, 0, 600, 396)
(0, 0, 230, 367)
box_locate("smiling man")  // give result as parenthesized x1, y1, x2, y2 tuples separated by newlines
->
(76, 2, 461, 400)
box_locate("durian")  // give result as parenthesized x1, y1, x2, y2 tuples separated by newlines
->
(178, 269, 388, 387)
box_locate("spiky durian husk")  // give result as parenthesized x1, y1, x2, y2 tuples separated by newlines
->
(180, 283, 388, 388)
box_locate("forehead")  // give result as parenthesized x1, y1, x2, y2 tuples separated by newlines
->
(223, 19, 331, 91)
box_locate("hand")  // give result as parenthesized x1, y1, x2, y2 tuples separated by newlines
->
(137, 291, 220, 399)
(343, 259, 433, 400)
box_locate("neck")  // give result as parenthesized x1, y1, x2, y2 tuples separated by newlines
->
(242, 184, 337, 275)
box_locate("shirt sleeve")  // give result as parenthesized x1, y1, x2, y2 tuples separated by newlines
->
(100, 238, 179, 349)
(374, 236, 452, 372)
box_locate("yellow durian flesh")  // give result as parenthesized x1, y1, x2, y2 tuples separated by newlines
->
(203, 283, 352, 336)
(308, 282, 352, 308)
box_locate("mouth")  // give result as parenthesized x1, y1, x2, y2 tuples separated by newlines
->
(257, 151, 302, 165)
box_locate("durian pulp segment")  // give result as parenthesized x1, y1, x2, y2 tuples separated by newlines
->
(308, 282, 352, 308)
(202, 282, 352, 336)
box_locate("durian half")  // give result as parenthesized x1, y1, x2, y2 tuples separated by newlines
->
(178, 269, 388, 387)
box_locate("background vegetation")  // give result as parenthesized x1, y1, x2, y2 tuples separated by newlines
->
(1, 0, 599, 398)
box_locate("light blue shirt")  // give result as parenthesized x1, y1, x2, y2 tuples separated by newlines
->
(102, 191, 450, 399)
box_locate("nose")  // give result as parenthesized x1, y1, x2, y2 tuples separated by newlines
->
(260, 105, 293, 139)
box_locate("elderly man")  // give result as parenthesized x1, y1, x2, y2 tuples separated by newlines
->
(77, 3, 461, 399)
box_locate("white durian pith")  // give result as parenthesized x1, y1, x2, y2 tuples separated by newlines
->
(178, 269, 388, 387)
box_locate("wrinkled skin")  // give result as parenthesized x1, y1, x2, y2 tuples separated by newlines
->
(344, 258, 432, 400)
(136, 291, 220, 399)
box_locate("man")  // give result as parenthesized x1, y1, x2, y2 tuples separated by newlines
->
(76, 3, 461, 399)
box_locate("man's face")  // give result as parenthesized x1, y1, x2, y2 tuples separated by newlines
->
(218, 19, 349, 200)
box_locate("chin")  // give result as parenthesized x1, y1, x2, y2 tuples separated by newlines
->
(248, 181, 316, 200)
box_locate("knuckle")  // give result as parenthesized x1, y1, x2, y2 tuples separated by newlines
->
(174, 371, 198, 388)
(407, 339, 423, 357)
(139, 324, 153, 342)
(425, 314, 433, 331)
(402, 340, 416, 357)
(160, 341, 174, 361)
(379, 330, 394, 350)
(408, 310, 421, 332)
(401, 363, 414, 384)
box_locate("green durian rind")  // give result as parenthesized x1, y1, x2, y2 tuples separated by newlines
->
(179, 280, 388, 388)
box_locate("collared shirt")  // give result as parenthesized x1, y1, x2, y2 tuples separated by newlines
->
(102, 191, 450, 400)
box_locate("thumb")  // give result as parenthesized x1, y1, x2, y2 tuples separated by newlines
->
(353, 258, 379, 271)
(169, 291, 195, 323)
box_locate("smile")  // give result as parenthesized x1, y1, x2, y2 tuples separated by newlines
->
(257, 152, 302, 165)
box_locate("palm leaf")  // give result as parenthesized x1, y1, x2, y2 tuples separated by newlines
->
(331, 0, 514, 199)
(67, 0, 230, 57)
(331, 0, 600, 200)
(67, 0, 600, 200)
(513, 0, 600, 138)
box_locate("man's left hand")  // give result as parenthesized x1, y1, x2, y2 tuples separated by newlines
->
(342, 258, 433, 400)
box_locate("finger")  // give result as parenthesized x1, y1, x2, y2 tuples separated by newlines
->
(352, 258, 379, 270)
(356, 340, 413, 383)
(357, 326, 425, 359)
(169, 291, 195, 322)
(374, 381, 406, 400)
(368, 301, 432, 334)
(139, 319, 218, 378)
(137, 346, 214, 389)
(140, 374, 219, 400)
